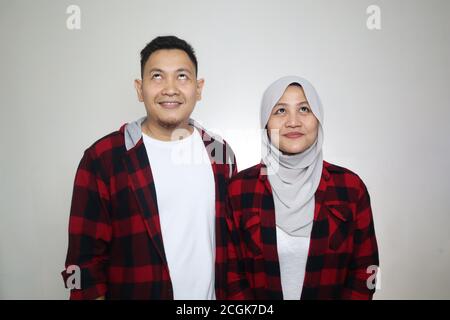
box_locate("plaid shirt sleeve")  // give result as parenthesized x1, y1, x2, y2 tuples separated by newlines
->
(224, 194, 254, 299)
(342, 180, 379, 300)
(61, 148, 112, 300)
(224, 144, 254, 299)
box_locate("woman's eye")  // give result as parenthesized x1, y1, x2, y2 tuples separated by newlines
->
(299, 106, 310, 113)
(275, 108, 286, 114)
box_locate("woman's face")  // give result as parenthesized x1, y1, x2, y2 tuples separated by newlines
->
(267, 85, 319, 155)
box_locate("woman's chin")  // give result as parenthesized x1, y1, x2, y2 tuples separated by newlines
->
(278, 143, 307, 155)
(280, 148, 305, 155)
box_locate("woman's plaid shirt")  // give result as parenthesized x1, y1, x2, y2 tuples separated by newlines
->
(226, 161, 379, 300)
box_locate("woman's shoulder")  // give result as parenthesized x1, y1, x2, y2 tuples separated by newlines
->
(230, 163, 264, 184)
(323, 160, 358, 175)
(323, 160, 367, 190)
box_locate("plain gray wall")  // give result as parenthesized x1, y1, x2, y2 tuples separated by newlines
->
(1, 0, 449, 299)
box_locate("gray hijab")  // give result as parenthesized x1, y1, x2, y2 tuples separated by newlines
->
(261, 76, 324, 237)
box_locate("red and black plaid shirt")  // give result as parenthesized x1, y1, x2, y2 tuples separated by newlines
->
(62, 119, 237, 299)
(226, 161, 379, 300)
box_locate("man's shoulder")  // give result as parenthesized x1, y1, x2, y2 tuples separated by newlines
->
(83, 125, 127, 160)
(193, 122, 232, 149)
(191, 121, 236, 168)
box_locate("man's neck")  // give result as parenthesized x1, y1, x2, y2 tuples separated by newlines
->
(141, 119, 194, 142)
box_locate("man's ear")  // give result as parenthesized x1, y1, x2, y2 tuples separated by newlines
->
(196, 78, 205, 101)
(134, 79, 144, 102)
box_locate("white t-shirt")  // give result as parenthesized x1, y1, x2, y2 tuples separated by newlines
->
(276, 226, 311, 300)
(142, 128, 216, 300)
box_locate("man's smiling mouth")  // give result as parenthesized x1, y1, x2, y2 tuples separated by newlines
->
(158, 101, 182, 109)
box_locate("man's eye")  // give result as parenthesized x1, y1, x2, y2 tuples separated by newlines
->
(151, 73, 162, 79)
(178, 74, 188, 80)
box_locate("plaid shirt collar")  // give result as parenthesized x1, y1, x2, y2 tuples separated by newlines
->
(121, 116, 234, 176)
(122, 116, 224, 151)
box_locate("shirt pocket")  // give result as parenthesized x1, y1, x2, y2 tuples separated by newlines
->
(240, 210, 263, 257)
(325, 203, 355, 251)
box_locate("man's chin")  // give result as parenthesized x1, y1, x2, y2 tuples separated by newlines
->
(157, 118, 184, 129)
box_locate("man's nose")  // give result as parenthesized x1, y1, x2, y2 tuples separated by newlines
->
(162, 78, 179, 95)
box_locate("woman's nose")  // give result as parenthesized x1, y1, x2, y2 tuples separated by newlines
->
(286, 113, 301, 127)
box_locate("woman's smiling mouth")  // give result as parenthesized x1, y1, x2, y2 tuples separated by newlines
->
(283, 132, 304, 139)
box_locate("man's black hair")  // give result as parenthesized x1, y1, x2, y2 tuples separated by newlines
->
(140, 35, 198, 78)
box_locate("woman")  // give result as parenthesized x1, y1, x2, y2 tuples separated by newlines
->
(226, 76, 379, 300)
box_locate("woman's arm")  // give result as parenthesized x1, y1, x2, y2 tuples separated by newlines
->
(343, 181, 380, 299)
(225, 195, 254, 300)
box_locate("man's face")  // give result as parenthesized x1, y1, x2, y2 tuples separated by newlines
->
(267, 85, 319, 155)
(134, 49, 204, 130)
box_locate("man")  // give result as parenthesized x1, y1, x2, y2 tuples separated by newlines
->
(62, 36, 237, 299)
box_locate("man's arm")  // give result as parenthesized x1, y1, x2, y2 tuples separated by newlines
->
(61, 149, 112, 300)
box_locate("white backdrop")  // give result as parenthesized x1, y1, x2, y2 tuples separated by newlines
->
(1, 0, 449, 299)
